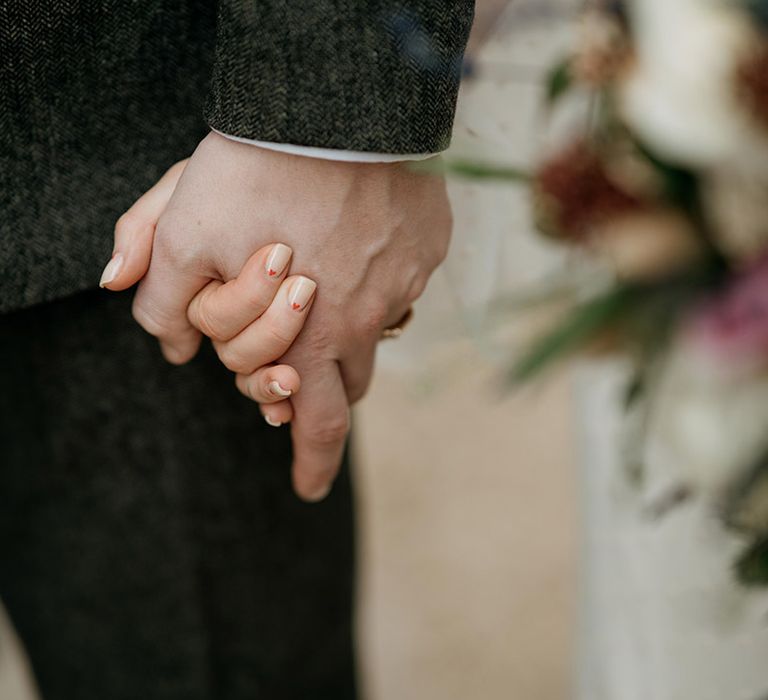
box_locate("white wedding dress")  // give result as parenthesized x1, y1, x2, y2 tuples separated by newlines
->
(575, 361, 768, 700)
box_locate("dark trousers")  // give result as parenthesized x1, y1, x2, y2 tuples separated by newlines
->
(0, 289, 357, 700)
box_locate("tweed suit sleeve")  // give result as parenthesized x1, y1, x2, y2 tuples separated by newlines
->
(203, 1, 475, 154)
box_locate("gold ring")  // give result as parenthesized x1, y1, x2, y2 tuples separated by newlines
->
(381, 308, 414, 340)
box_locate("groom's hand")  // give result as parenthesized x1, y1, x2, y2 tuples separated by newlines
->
(131, 131, 452, 501)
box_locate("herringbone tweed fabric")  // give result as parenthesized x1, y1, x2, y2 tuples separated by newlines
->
(0, 288, 357, 699)
(0, 0, 474, 314)
(205, 1, 475, 152)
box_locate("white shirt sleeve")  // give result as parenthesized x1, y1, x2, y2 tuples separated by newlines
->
(214, 128, 439, 163)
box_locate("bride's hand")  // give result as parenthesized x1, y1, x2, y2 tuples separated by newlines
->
(185, 244, 316, 427)
(100, 160, 315, 427)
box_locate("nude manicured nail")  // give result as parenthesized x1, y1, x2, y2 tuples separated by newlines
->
(268, 380, 292, 397)
(288, 277, 317, 311)
(265, 243, 292, 278)
(99, 253, 124, 287)
(264, 414, 283, 428)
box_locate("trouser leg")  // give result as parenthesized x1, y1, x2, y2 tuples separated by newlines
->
(0, 289, 357, 700)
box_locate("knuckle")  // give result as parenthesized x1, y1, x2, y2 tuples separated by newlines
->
(430, 238, 450, 268)
(265, 322, 296, 349)
(153, 221, 200, 271)
(241, 284, 271, 311)
(131, 299, 171, 338)
(216, 343, 251, 374)
(304, 416, 350, 447)
(357, 299, 389, 336)
(434, 243, 449, 267)
(152, 226, 182, 264)
(444, 207, 455, 237)
(427, 221, 452, 268)
(237, 375, 258, 402)
(114, 212, 141, 239)
(348, 382, 371, 406)
(234, 375, 249, 397)
(406, 274, 429, 304)
(304, 328, 334, 355)
(192, 297, 224, 341)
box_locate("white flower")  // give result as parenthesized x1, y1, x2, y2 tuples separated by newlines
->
(621, 0, 768, 170)
(703, 166, 768, 261)
(648, 340, 768, 497)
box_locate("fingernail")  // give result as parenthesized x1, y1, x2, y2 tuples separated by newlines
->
(288, 276, 317, 311)
(99, 253, 124, 288)
(264, 414, 283, 428)
(266, 243, 292, 278)
(305, 483, 332, 503)
(268, 380, 292, 397)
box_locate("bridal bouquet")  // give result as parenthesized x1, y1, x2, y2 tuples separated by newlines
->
(500, 0, 768, 585)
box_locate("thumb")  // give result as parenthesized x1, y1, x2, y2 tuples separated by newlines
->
(100, 158, 189, 291)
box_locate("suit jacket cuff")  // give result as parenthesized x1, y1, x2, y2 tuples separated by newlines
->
(204, 1, 475, 154)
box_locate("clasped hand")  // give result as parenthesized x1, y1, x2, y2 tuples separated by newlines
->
(100, 132, 452, 502)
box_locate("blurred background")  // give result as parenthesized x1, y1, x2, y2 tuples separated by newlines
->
(355, 2, 579, 698)
(0, 2, 580, 698)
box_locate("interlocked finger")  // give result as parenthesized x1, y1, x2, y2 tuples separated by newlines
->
(212, 275, 317, 375)
(187, 243, 294, 341)
(235, 364, 300, 404)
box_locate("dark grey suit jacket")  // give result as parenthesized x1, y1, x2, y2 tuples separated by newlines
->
(0, 0, 475, 314)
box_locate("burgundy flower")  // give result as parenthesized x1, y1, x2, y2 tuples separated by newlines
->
(736, 39, 768, 132)
(533, 140, 642, 241)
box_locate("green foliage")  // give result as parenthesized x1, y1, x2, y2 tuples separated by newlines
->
(721, 445, 768, 535)
(628, 137, 702, 211)
(734, 538, 768, 587)
(510, 265, 723, 386)
(488, 273, 589, 314)
(442, 159, 530, 182)
(623, 372, 645, 410)
(510, 285, 641, 384)
(412, 157, 529, 183)
(545, 58, 574, 109)
(744, 0, 768, 31)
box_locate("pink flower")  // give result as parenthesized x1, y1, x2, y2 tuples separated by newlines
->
(685, 252, 768, 371)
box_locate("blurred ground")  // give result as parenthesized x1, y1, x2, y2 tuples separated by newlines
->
(0, 2, 578, 698)
(355, 356, 576, 700)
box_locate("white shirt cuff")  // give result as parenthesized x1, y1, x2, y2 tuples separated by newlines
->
(214, 129, 439, 163)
